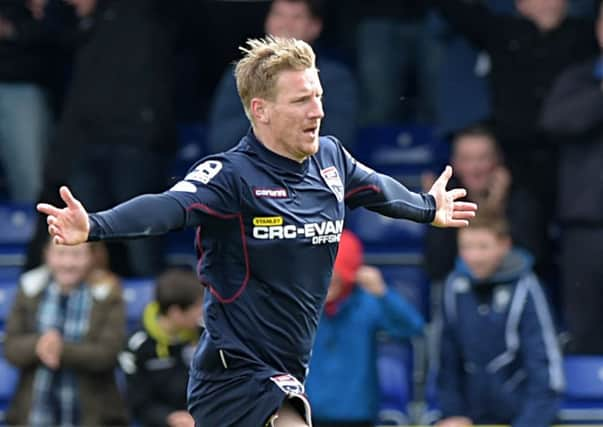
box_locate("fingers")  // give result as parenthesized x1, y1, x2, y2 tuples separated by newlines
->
(435, 165, 453, 185)
(60, 186, 79, 209)
(454, 201, 478, 211)
(37, 203, 62, 217)
(448, 188, 467, 200)
(452, 210, 476, 220)
(445, 219, 470, 228)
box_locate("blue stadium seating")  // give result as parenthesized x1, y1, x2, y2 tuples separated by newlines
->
(378, 265, 430, 318)
(345, 207, 427, 256)
(377, 340, 413, 425)
(122, 278, 155, 332)
(0, 283, 17, 334)
(559, 356, 603, 424)
(0, 204, 35, 268)
(353, 125, 447, 192)
(171, 123, 207, 182)
(0, 345, 18, 423)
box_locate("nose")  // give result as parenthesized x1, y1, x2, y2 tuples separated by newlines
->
(308, 96, 324, 120)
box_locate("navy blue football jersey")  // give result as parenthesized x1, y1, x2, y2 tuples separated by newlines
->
(89, 130, 434, 383)
(163, 131, 434, 382)
(88, 129, 435, 426)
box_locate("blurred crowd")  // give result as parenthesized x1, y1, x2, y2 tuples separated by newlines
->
(1, 0, 603, 425)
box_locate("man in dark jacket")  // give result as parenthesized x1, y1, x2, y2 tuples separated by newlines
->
(0, 0, 52, 202)
(436, 215, 563, 427)
(540, 3, 603, 354)
(56, 0, 178, 277)
(433, 0, 597, 277)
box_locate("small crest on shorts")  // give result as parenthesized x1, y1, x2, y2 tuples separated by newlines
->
(320, 166, 344, 202)
(270, 374, 305, 395)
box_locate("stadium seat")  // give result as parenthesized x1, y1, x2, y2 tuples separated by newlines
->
(378, 265, 430, 318)
(0, 283, 18, 334)
(165, 228, 197, 269)
(559, 355, 603, 424)
(0, 203, 35, 268)
(122, 278, 155, 331)
(345, 207, 427, 257)
(354, 125, 447, 192)
(0, 345, 18, 423)
(171, 123, 207, 181)
(377, 340, 413, 425)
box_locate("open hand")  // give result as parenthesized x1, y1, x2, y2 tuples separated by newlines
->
(428, 166, 478, 228)
(37, 186, 90, 245)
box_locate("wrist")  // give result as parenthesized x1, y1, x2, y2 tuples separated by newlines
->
(87, 215, 99, 241)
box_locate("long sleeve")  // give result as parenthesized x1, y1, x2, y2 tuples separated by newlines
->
(540, 61, 603, 135)
(375, 288, 425, 338)
(60, 292, 126, 372)
(346, 171, 436, 223)
(437, 280, 468, 417)
(88, 193, 187, 241)
(4, 290, 41, 368)
(512, 277, 562, 427)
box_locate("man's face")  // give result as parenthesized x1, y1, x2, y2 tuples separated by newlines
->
(516, 0, 567, 30)
(265, 0, 322, 43)
(262, 67, 324, 161)
(458, 228, 510, 280)
(45, 243, 93, 290)
(452, 135, 499, 194)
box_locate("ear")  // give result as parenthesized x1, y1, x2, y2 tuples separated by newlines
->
(251, 98, 270, 124)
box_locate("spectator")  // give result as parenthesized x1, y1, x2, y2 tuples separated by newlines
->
(306, 230, 424, 427)
(436, 214, 563, 427)
(540, 2, 603, 354)
(350, 0, 441, 125)
(119, 268, 204, 427)
(432, 0, 598, 277)
(57, 0, 179, 276)
(0, 0, 52, 202)
(423, 124, 510, 285)
(207, 0, 358, 154)
(4, 241, 128, 426)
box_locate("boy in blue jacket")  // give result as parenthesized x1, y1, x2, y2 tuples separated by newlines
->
(306, 230, 425, 427)
(436, 215, 563, 427)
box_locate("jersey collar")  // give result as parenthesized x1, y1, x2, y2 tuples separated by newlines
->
(244, 129, 309, 176)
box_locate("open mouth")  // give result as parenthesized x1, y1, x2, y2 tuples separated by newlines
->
(303, 126, 318, 137)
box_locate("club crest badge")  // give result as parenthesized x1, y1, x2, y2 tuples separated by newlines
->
(320, 166, 344, 202)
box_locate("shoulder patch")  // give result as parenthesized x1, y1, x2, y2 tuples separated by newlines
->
(185, 160, 223, 184)
(170, 181, 197, 193)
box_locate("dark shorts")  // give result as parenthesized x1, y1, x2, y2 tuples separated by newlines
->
(188, 369, 311, 427)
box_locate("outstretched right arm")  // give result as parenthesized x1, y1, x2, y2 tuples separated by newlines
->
(37, 186, 188, 245)
(37, 157, 239, 245)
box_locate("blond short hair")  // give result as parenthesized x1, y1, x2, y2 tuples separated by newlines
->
(235, 36, 316, 121)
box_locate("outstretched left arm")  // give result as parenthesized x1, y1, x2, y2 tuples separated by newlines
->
(346, 165, 477, 227)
